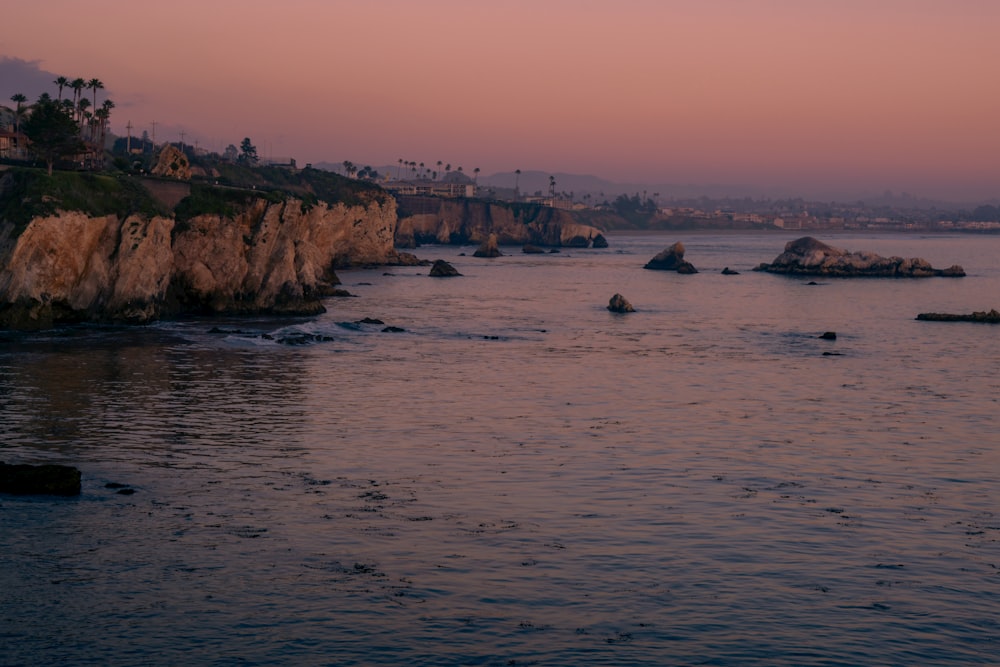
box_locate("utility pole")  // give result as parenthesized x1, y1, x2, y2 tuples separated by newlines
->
(150, 120, 157, 152)
(179, 130, 186, 150)
(125, 120, 133, 153)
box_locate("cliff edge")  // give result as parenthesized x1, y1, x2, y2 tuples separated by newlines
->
(0, 171, 403, 329)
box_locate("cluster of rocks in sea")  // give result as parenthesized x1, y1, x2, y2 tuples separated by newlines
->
(916, 309, 1000, 323)
(752, 236, 965, 278)
(643, 241, 698, 273)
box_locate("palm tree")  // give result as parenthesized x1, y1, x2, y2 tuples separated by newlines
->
(436, 160, 442, 179)
(473, 167, 480, 185)
(398, 158, 403, 180)
(87, 78, 104, 111)
(419, 162, 425, 178)
(70, 78, 86, 120)
(9, 93, 27, 137)
(514, 169, 521, 198)
(53, 76, 69, 101)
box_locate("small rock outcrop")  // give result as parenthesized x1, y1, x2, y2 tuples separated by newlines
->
(721, 267, 740, 275)
(607, 293, 635, 313)
(151, 144, 192, 180)
(1, 462, 81, 496)
(916, 309, 1000, 323)
(429, 259, 461, 277)
(473, 233, 503, 258)
(591, 234, 609, 249)
(754, 237, 966, 278)
(644, 242, 698, 273)
(522, 244, 546, 254)
(819, 331, 837, 340)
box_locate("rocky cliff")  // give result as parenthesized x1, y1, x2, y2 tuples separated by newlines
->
(394, 196, 606, 248)
(0, 194, 404, 329)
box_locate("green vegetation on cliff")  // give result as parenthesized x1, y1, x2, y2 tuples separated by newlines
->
(204, 164, 390, 209)
(0, 168, 166, 228)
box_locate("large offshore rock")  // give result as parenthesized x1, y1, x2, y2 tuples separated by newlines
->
(644, 241, 698, 273)
(754, 236, 965, 277)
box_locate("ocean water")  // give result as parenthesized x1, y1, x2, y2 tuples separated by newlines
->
(1, 232, 998, 666)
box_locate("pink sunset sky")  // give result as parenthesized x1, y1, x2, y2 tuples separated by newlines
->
(2, 0, 999, 201)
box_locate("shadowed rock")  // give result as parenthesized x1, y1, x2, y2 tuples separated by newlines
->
(819, 331, 837, 340)
(721, 267, 740, 275)
(916, 309, 1000, 323)
(754, 236, 965, 277)
(1, 462, 81, 496)
(607, 293, 635, 313)
(522, 244, 546, 254)
(644, 242, 698, 273)
(591, 233, 609, 249)
(429, 259, 462, 277)
(473, 233, 503, 258)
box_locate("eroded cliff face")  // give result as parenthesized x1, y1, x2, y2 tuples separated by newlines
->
(0, 194, 400, 329)
(394, 197, 605, 248)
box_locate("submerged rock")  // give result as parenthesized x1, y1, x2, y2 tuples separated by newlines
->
(916, 309, 1000, 323)
(754, 236, 965, 278)
(644, 242, 698, 273)
(1, 462, 81, 496)
(721, 267, 740, 275)
(819, 331, 837, 340)
(607, 293, 635, 313)
(473, 233, 503, 258)
(429, 259, 462, 277)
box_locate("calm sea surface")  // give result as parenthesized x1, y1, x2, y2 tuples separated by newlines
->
(2, 232, 998, 666)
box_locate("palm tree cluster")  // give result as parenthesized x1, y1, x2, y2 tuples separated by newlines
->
(394, 158, 479, 184)
(3, 76, 115, 167)
(50, 76, 115, 150)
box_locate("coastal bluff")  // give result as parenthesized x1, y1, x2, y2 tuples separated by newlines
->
(0, 194, 403, 330)
(394, 196, 606, 248)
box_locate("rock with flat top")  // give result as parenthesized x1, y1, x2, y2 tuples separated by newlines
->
(754, 236, 965, 277)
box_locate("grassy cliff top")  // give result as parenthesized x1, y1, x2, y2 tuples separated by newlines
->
(0, 169, 168, 227)
(0, 165, 391, 229)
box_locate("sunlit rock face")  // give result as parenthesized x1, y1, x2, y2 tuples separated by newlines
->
(0, 195, 401, 329)
(754, 236, 965, 278)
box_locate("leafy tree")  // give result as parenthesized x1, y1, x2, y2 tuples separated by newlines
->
(237, 137, 259, 165)
(22, 97, 86, 175)
(223, 144, 239, 162)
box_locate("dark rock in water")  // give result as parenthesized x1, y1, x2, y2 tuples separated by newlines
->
(429, 259, 462, 277)
(382, 326, 406, 333)
(806, 281, 819, 285)
(357, 317, 385, 325)
(522, 244, 546, 254)
(116, 488, 136, 495)
(644, 242, 697, 273)
(607, 293, 635, 313)
(754, 236, 966, 277)
(473, 233, 503, 258)
(916, 309, 1000, 323)
(721, 267, 740, 275)
(591, 234, 609, 249)
(819, 331, 837, 340)
(548, 248, 561, 254)
(1, 462, 81, 496)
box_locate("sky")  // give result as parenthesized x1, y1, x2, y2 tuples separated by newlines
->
(2, 0, 999, 201)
